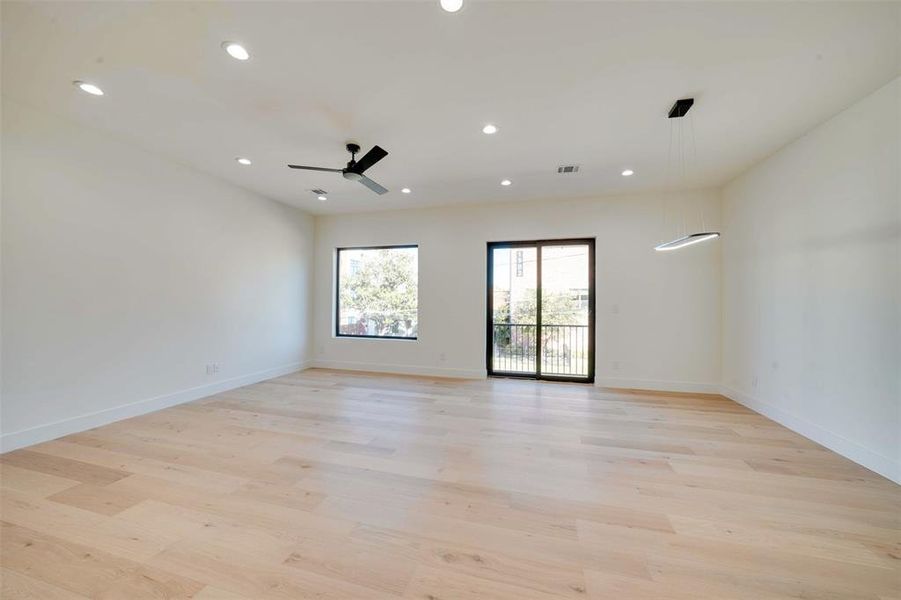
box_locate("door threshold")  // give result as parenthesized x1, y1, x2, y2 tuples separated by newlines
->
(488, 374, 594, 384)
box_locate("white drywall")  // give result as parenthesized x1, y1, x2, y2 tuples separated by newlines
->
(0, 100, 315, 451)
(721, 78, 900, 483)
(313, 191, 723, 391)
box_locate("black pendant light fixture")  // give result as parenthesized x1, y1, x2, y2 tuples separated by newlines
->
(655, 97, 720, 252)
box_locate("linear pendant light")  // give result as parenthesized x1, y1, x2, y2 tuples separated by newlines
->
(654, 232, 720, 252)
(655, 97, 720, 251)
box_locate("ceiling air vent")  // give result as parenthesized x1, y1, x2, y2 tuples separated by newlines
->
(311, 189, 328, 196)
(557, 165, 580, 174)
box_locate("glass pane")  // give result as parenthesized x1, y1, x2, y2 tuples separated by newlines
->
(540, 244, 590, 377)
(337, 247, 418, 338)
(491, 246, 537, 374)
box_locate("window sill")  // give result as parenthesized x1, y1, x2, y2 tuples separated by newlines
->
(334, 335, 418, 342)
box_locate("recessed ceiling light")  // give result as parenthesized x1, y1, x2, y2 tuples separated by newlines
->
(440, 0, 463, 12)
(482, 124, 498, 135)
(317, 195, 328, 201)
(73, 81, 103, 96)
(501, 179, 512, 186)
(622, 169, 634, 176)
(236, 157, 252, 165)
(222, 42, 250, 61)
(401, 188, 411, 194)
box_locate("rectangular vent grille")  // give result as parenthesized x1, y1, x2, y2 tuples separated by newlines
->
(557, 165, 580, 174)
(311, 189, 328, 195)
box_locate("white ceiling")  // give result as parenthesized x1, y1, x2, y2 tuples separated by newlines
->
(3, 1, 899, 215)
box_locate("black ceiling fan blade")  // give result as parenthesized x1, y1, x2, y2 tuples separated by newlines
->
(287, 165, 343, 172)
(350, 145, 388, 174)
(357, 175, 388, 195)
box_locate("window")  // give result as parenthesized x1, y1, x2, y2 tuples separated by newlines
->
(336, 245, 418, 339)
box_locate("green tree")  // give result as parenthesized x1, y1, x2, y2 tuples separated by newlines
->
(340, 249, 417, 336)
(493, 288, 584, 354)
(494, 289, 583, 325)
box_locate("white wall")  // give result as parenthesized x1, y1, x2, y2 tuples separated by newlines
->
(1, 100, 315, 451)
(722, 78, 900, 483)
(313, 190, 722, 391)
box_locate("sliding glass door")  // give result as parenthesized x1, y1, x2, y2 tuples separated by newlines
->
(488, 244, 539, 376)
(487, 239, 594, 382)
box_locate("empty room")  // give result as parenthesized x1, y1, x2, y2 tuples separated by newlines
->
(1, 1, 899, 598)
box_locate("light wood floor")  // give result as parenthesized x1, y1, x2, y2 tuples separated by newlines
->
(1, 369, 898, 599)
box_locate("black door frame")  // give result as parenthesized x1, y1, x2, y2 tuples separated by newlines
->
(486, 238, 595, 383)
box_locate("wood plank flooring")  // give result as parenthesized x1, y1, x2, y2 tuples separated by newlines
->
(1, 368, 898, 599)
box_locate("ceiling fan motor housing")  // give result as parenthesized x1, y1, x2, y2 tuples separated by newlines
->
(345, 142, 361, 170)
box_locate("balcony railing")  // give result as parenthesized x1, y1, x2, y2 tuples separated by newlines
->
(492, 323, 589, 377)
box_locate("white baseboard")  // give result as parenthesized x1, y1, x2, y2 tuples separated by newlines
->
(720, 385, 900, 485)
(0, 361, 310, 454)
(312, 359, 485, 380)
(596, 378, 722, 394)
(312, 363, 715, 390)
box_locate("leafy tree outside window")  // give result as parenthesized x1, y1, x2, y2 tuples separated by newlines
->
(337, 246, 418, 339)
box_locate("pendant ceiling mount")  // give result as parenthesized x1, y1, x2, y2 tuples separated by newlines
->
(655, 96, 720, 251)
(668, 98, 695, 119)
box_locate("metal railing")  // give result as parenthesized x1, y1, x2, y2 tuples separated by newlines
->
(492, 323, 589, 377)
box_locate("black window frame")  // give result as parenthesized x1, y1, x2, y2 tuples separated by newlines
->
(486, 238, 595, 383)
(335, 244, 419, 340)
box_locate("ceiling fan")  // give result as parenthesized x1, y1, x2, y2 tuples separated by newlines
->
(288, 143, 389, 195)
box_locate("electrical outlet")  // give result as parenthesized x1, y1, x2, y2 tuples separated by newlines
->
(206, 363, 220, 375)
(751, 375, 758, 390)
(612, 361, 620, 371)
